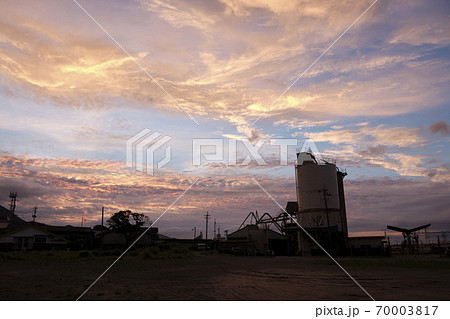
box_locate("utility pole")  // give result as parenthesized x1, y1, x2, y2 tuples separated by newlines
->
(32, 206, 38, 222)
(192, 227, 197, 249)
(321, 187, 333, 255)
(81, 215, 86, 227)
(213, 219, 216, 239)
(204, 212, 210, 250)
(100, 207, 105, 250)
(437, 235, 442, 257)
(9, 192, 17, 214)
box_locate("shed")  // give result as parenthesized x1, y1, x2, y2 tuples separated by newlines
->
(221, 225, 287, 255)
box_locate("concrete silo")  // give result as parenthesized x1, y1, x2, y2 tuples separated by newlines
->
(295, 152, 348, 255)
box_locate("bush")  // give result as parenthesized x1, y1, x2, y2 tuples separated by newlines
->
(158, 243, 171, 251)
(78, 251, 90, 258)
(139, 243, 193, 260)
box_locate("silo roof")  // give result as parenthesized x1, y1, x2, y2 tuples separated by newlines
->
(296, 152, 317, 165)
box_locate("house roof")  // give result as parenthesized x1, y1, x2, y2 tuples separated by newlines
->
(228, 225, 286, 240)
(347, 236, 385, 239)
(27, 222, 93, 233)
(45, 225, 93, 233)
(158, 234, 172, 240)
(0, 205, 26, 228)
(0, 224, 70, 242)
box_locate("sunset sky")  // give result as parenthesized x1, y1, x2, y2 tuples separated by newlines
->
(1, 0, 449, 239)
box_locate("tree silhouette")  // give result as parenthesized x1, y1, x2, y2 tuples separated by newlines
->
(93, 225, 108, 231)
(107, 210, 147, 245)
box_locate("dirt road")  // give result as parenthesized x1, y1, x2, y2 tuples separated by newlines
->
(0, 251, 448, 300)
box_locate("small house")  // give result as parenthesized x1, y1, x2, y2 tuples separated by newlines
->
(0, 224, 69, 251)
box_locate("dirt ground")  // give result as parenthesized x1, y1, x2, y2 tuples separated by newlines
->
(0, 250, 449, 300)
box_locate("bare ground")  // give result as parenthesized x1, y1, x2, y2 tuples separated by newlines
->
(0, 250, 449, 300)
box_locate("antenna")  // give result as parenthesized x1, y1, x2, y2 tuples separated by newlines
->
(81, 215, 86, 227)
(32, 206, 38, 222)
(9, 192, 17, 213)
(214, 218, 216, 239)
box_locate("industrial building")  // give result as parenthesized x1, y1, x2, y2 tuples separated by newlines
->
(294, 152, 386, 255)
(218, 224, 287, 255)
(294, 152, 350, 255)
(224, 152, 386, 256)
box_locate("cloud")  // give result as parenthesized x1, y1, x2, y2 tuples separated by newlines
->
(345, 177, 450, 233)
(1, 152, 448, 238)
(1, 0, 449, 237)
(306, 124, 426, 148)
(0, 152, 296, 234)
(430, 121, 450, 136)
(302, 123, 450, 182)
(138, 0, 223, 30)
(0, 0, 448, 139)
(386, 0, 450, 47)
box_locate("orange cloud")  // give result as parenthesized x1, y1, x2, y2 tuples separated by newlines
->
(1, 0, 448, 138)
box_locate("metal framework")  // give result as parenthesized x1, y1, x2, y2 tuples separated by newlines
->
(237, 210, 297, 233)
(387, 224, 431, 254)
